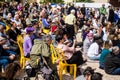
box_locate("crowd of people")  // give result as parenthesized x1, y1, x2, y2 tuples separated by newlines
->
(0, 1, 120, 80)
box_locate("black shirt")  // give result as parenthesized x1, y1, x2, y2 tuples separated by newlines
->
(7, 28, 21, 41)
(104, 53, 120, 74)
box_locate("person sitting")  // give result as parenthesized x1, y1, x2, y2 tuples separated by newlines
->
(99, 40, 111, 69)
(87, 36, 102, 60)
(91, 72, 103, 80)
(104, 46, 120, 75)
(76, 66, 95, 80)
(0, 61, 28, 80)
(56, 34, 85, 67)
(0, 36, 15, 70)
(83, 32, 94, 60)
(23, 27, 34, 58)
(7, 22, 21, 45)
(29, 34, 57, 72)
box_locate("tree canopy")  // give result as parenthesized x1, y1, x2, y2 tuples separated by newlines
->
(75, 0, 93, 2)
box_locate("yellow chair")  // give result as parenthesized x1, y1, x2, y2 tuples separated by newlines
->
(50, 44, 77, 80)
(17, 35, 29, 69)
(42, 28, 50, 34)
(57, 49, 76, 80)
(5, 25, 10, 32)
(2, 19, 10, 32)
(41, 22, 50, 34)
(50, 44, 59, 64)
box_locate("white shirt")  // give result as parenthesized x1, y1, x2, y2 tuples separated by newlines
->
(87, 42, 99, 57)
(102, 27, 109, 41)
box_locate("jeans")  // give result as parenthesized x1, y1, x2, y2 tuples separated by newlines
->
(0, 59, 9, 70)
(6, 50, 16, 55)
(112, 68, 120, 75)
(99, 62, 104, 69)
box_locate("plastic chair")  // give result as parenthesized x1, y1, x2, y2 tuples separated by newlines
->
(5, 25, 10, 31)
(17, 35, 29, 69)
(41, 22, 50, 34)
(57, 49, 76, 80)
(2, 19, 10, 32)
(50, 44, 77, 80)
(50, 44, 59, 64)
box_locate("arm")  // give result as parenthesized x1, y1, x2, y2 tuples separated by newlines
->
(42, 18, 50, 27)
(83, 41, 89, 54)
(94, 44, 99, 56)
(0, 56, 9, 59)
(26, 39, 32, 53)
(64, 39, 76, 53)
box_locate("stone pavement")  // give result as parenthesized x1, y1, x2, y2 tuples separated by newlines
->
(80, 60, 120, 80)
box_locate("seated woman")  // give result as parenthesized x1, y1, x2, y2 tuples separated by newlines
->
(87, 36, 102, 60)
(99, 40, 110, 69)
(104, 46, 120, 75)
(7, 22, 21, 45)
(0, 36, 15, 70)
(56, 34, 85, 67)
(23, 27, 34, 58)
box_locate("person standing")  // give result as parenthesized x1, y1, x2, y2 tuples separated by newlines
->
(100, 4, 106, 23)
(81, 4, 86, 18)
(65, 9, 76, 41)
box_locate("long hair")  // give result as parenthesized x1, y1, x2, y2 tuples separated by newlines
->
(5, 61, 21, 80)
(103, 40, 110, 49)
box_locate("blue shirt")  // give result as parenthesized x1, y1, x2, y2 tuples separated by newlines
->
(42, 18, 50, 28)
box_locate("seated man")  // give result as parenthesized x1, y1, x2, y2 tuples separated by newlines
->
(29, 34, 56, 69)
(27, 35, 58, 79)
(104, 46, 120, 75)
(0, 36, 15, 70)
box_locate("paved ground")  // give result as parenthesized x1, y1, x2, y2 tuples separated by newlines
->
(80, 60, 120, 80)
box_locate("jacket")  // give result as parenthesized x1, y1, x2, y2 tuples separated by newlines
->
(30, 39, 51, 57)
(104, 53, 120, 74)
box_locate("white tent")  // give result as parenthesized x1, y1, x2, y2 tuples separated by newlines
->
(75, 3, 111, 8)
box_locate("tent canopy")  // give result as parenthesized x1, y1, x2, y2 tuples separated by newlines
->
(74, 3, 111, 8)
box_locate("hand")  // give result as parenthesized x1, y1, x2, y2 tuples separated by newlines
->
(3, 45, 10, 50)
(9, 54, 15, 60)
(73, 38, 77, 44)
(13, 41, 17, 44)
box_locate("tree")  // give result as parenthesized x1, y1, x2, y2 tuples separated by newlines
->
(40, 0, 64, 3)
(75, 0, 93, 2)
